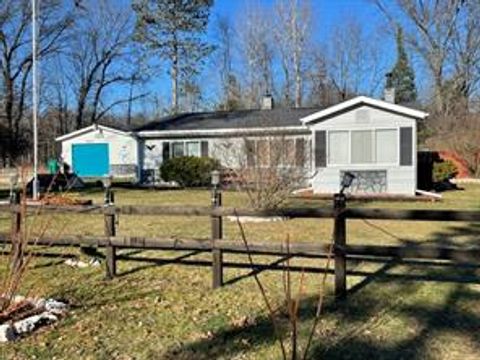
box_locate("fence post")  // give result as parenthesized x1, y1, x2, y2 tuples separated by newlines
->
(333, 192, 347, 299)
(104, 181, 116, 280)
(211, 170, 223, 289)
(10, 189, 22, 272)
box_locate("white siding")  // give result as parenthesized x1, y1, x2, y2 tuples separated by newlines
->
(61, 128, 139, 179)
(309, 105, 417, 195)
(141, 135, 311, 172)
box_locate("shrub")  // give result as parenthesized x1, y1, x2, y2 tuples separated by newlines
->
(160, 156, 221, 187)
(433, 160, 458, 182)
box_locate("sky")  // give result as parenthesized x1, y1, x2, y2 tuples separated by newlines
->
(133, 0, 394, 113)
(90, 0, 404, 117)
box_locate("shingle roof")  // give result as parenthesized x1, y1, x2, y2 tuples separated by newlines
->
(135, 107, 324, 132)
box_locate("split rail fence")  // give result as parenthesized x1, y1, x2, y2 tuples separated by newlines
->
(1, 192, 480, 299)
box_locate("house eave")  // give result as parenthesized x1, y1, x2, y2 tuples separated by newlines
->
(137, 126, 310, 139)
(55, 124, 135, 142)
(300, 96, 429, 124)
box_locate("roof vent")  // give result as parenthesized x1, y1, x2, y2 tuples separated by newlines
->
(261, 94, 274, 110)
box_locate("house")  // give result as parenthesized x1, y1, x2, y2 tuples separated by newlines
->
(301, 96, 428, 195)
(56, 124, 140, 180)
(56, 95, 428, 195)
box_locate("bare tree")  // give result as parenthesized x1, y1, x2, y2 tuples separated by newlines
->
(213, 15, 234, 110)
(0, 0, 71, 163)
(274, 0, 312, 108)
(449, 1, 480, 111)
(327, 18, 388, 101)
(215, 116, 312, 210)
(304, 46, 336, 107)
(372, 0, 471, 113)
(63, 0, 144, 129)
(237, 4, 275, 108)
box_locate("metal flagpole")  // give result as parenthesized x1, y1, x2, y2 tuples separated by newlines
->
(32, 0, 39, 200)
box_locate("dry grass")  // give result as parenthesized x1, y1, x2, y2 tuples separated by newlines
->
(0, 184, 479, 359)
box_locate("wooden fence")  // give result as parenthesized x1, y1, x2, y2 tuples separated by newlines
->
(1, 190, 480, 299)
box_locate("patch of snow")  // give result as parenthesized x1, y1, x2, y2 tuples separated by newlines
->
(0, 297, 68, 342)
(45, 299, 68, 315)
(65, 258, 101, 268)
(13, 312, 58, 335)
(0, 324, 16, 342)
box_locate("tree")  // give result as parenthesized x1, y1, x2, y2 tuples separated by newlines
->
(327, 18, 388, 101)
(387, 27, 417, 104)
(0, 0, 71, 163)
(213, 15, 237, 110)
(237, 4, 275, 108)
(304, 48, 336, 107)
(133, 0, 214, 113)
(372, 0, 471, 113)
(274, 0, 312, 108)
(60, 0, 144, 130)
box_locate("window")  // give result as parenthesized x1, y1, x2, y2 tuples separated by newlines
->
(328, 131, 349, 164)
(327, 129, 399, 165)
(169, 141, 202, 158)
(351, 130, 374, 164)
(186, 141, 200, 157)
(376, 129, 397, 163)
(172, 142, 184, 158)
(246, 137, 303, 168)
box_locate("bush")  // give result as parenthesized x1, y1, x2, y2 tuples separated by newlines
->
(160, 156, 221, 187)
(433, 160, 458, 182)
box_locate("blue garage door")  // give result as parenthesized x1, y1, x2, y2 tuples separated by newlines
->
(72, 143, 109, 177)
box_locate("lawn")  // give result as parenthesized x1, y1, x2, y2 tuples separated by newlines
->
(1, 185, 480, 359)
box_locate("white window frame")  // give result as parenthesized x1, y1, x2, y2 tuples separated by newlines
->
(326, 127, 400, 166)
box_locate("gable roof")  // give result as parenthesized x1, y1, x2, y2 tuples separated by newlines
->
(300, 96, 429, 124)
(135, 107, 323, 132)
(55, 123, 134, 142)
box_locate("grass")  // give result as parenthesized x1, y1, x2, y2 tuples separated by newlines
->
(0, 184, 479, 359)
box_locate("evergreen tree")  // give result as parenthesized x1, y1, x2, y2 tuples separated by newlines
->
(387, 27, 417, 104)
(133, 0, 214, 113)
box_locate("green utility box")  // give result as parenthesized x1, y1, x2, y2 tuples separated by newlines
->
(47, 158, 59, 174)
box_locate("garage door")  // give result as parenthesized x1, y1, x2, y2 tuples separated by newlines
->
(72, 143, 109, 177)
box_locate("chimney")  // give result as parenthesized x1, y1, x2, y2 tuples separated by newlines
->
(384, 72, 396, 103)
(261, 93, 274, 110)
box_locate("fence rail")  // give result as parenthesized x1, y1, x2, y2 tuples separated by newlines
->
(1, 189, 480, 299)
(2, 203, 480, 222)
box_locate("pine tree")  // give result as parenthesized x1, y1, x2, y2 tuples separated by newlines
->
(388, 27, 417, 104)
(133, 0, 214, 113)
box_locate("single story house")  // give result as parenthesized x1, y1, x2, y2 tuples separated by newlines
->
(56, 95, 428, 195)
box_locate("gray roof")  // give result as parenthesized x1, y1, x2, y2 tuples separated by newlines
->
(134, 107, 323, 132)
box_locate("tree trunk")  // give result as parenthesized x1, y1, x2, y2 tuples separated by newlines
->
(5, 77, 15, 159)
(171, 42, 179, 113)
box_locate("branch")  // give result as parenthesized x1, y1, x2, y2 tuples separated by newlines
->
(94, 93, 149, 122)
